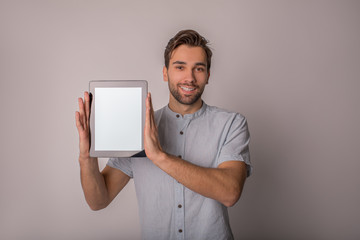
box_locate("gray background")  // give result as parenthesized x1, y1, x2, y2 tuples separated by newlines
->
(1, 0, 359, 239)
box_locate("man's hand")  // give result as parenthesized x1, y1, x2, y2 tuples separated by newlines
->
(75, 91, 91, 160)
(144, 93, 164, 162)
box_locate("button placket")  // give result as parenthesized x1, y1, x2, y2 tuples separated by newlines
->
(174, 182, 185, 240)
(179, 118, 191, 137)
(174, 117, 187, 240)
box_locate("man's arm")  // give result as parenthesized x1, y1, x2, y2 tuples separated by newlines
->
(153, 154, 246, 207)
(144, 93, 247, 207)
(79, 157, 130, 210)
(76, 92, 130, 210)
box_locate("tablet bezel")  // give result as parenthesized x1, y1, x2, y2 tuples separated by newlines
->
(89, 80, 148, 158)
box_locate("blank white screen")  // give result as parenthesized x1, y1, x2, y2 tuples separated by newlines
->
(95, 87, 142, 151)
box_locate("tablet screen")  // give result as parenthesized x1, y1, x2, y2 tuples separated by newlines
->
(89, 80, 147, 157)
(95, 87, 142, 151)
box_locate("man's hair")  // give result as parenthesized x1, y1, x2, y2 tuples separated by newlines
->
(164, 29, 212, 71)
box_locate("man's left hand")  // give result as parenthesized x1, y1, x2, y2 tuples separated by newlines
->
(144, 93, 164, 162)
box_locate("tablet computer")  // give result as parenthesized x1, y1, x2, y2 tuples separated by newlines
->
(89, 80, 148, 157)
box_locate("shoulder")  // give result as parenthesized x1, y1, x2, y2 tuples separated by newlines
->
(204, 104, 247, 123)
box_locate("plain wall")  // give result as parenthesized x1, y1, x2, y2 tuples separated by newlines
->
(1, 0, 359, 239)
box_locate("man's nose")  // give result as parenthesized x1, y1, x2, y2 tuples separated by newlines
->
(184, 69, 196, 83)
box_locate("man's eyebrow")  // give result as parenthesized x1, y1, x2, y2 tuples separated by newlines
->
(195, 62, 206, 67)
(172, 61, 207, 67)
(172, 61, 186, 65)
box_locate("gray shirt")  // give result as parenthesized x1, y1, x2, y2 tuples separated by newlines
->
(107, 102, 251, 240)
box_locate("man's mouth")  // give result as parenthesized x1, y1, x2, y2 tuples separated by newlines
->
(180, 85, 196, 92)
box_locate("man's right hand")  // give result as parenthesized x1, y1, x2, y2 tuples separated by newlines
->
(75, 91, 91, 160)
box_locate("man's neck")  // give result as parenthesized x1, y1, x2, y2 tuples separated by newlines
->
(168, 98, 203, 116)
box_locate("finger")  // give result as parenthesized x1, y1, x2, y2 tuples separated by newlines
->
(145, 93, 151, 130)
(79, 97, 87, 127)
(78, 98, 85, 125)
(84, 91, 90, 124)
(75, 111, 84, 132)
(78, 97, 85, 116)
(149, 93, 156, 129)
(149, 92, 154, 114)
(148, 93, 155, 129)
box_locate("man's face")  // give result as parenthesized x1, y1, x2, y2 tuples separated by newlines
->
(163, 45, 210, 106)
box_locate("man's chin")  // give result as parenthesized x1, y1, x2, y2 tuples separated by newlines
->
(177, 96, 201, 105)
(169, 87, 203, 106)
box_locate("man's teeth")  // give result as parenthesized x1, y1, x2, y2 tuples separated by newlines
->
(180, 86, 195, 91)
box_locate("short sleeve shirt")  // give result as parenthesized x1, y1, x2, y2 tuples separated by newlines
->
(107, 102, 251, 240)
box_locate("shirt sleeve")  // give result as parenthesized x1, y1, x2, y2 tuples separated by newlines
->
(217, 114, 252, 177)
(107, 157, 133, 178)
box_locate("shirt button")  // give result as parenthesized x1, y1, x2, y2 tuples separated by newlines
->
(178, 229, 183, 233)
(176, 114, 180, 118)
(178, 204, 182, 208)
(180, 131, 184, 135)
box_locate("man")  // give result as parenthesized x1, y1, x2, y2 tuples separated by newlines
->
(75, 29, 251, 240)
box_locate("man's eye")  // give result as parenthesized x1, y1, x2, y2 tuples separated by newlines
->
(176, 66, 184, 70)
(196, 67, 205, 72)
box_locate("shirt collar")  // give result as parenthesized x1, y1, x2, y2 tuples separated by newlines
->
(165, 101, 207, 120)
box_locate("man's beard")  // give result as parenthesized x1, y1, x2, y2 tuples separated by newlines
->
(168, 79, 204, 105)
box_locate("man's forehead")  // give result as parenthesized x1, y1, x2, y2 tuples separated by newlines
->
(170, 45, 207, 64)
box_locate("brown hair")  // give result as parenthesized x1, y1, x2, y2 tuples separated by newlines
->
(164, 29, 212, 71)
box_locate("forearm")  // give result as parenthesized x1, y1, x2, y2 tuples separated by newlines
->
(154, 153, 246, 207)
(79, 156, 109, 210)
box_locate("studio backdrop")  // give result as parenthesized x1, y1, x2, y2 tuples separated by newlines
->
(0, 1, 359, 239)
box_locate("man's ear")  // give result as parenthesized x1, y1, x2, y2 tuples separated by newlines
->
(206, 70, 210, 84)
(163, 66, 168, 82)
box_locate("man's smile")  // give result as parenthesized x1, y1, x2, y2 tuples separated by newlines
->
(179, 85, 197, 94)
